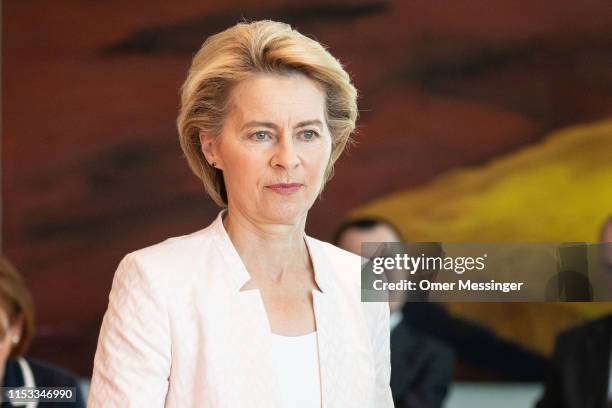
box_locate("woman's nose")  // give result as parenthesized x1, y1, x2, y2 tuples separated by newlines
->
(271, 138, 300, 169)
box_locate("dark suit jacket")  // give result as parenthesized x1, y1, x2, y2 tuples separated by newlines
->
(1, 357, 86, 407)
(391, 313, 455, 408)
(536, 314, 612, 408)
(403, 302, 548, 381)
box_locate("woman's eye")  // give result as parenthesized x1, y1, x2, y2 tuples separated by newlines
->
(252, 131, 269, 141)
(302, 130, 318, 140)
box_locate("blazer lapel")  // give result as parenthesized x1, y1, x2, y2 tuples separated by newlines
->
(307, 237, 376, 407)
(211, 210, 281, 407)
(212, 210, 375, 407)
(312, 289, 343, 406)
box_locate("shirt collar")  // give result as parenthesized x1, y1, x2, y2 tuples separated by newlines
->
(389, 311, 403, 331)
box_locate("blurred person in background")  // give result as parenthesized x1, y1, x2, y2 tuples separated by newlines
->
(536, 215, 612, 408)
(535, 313, 612, 408)
(545, 243, 593, 302)
(335, 218, 454, 408)
(0, 256, 85, 407)
(599, 215, 612, 275)
(336, 215, 550, 391)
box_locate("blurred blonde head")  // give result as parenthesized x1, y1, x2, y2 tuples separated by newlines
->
(177, 19, 358, 206)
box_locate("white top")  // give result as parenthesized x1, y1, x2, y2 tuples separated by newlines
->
(271, 331, 322, 408)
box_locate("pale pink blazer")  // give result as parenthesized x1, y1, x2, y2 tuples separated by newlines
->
(88, 210, 393, 407)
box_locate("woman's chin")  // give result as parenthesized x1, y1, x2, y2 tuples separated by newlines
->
(260, 201, 307, 225)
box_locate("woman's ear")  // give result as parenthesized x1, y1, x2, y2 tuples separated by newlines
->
(199, 131, 222, 169)
(9, 314, 24, 346)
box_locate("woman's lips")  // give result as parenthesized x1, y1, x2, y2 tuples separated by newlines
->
(266, 183, 303, 195)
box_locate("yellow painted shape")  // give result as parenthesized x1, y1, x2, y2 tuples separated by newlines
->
(351, 119, 612, 355)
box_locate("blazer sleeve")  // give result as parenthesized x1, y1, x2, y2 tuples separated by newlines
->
(88, 253, 171, 407)
(372, 301, 394, 407)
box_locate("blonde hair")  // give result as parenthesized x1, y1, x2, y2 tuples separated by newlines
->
(177, 20, 358, 206)
(0, 256, 35, 357)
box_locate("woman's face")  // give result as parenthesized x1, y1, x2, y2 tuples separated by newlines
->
(0, 306, 22, 382)
(202, 73, 332, 225)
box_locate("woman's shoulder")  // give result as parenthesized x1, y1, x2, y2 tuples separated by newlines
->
(128, 224, 215, 263)
(3, 357, 86, 406)
(115, 220, 223, 284)
(25, 358, 87, 407)
(312, 238, 389, 333)
(126, 218, 217, 265)
(22, 357, 81, 387)
(308, 237, 363, 289)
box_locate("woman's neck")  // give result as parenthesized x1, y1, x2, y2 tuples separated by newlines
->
(222, 207, 310, 282)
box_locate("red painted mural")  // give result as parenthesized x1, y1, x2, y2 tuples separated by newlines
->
(3, 1, 612, 376)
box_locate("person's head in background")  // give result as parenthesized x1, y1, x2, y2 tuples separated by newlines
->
(0, 257, 35, 382)
(599, 215, 612, 267)
(333, 218, 407, 313)
(333, 218, 404, 255)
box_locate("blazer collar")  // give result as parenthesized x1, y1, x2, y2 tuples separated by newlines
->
(210, 209, 332, 294)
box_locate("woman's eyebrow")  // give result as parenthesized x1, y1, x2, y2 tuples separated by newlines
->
(295, 119, 323, 129)
(240, 121, 277, 131)
(240, 119, 323, 131)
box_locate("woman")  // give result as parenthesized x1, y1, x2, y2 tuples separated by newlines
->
(88, 20, 392, 407)
(0, 256, 85, 407)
